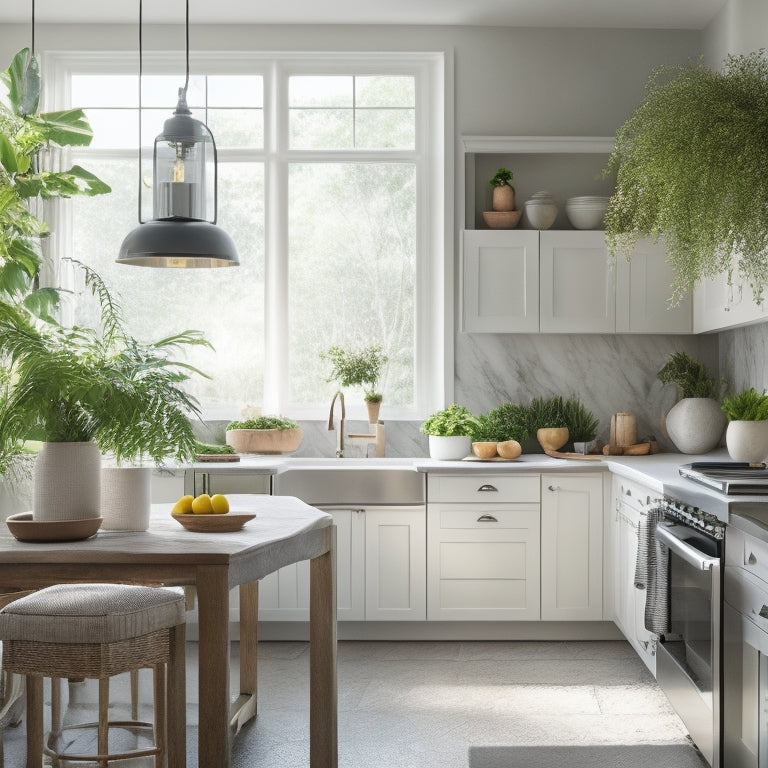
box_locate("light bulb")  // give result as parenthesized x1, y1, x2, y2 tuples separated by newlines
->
(173, 157, 185, 183)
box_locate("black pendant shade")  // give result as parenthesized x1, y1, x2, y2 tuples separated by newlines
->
(117, 0, 239, 268)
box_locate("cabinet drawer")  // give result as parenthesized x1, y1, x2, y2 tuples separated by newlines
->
(728, 527, 768, 586)
(614, 477, 659, 515)
(428, 474, 540, 503)
(432, 503, 539, 530)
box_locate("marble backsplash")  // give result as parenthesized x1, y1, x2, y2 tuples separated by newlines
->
(196, 332, 722, 458)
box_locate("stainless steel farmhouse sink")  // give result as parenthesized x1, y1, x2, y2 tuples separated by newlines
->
(273, 460, 424, 505)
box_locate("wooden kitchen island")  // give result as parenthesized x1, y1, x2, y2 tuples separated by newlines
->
(0, 495, 337, 768)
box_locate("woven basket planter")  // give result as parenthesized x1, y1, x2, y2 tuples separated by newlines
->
(225, 427, 303, 455)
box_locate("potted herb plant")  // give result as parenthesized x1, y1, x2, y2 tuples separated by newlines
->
(225, 415, 303, 455)
(657, 351, 727, 454)
(605, 51, 768, 306)
(490, 167, 515, 212)
(525, 396, 569, 453)
(321, 344, 388, 423)
(473, 403, 530, 459)
(0, 263, 209, 526)
(721, 388, 768, 464)
(420, 404, 480, 460)
(562, 396, 600, 454)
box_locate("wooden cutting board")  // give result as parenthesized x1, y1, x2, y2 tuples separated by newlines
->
(545, 449, 602, 461)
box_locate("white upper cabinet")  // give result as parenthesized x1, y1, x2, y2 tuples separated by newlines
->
(694, 270, 768, 334)
(462, 230, 539, 333)
(614, 238, 692, 334)
(539, 231, 615, 333)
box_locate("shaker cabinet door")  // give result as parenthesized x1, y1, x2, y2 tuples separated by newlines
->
(462, 230, 540, 333)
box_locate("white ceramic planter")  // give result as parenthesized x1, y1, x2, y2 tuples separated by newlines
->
(726, 420, 768, 464)
(100, 466, 152, 531)
(665, 397, 727, 454)
(33, 441, 101, 521)
(428, 435, 471, 461)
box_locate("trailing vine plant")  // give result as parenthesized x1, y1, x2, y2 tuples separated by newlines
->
(604, 50, 768, 304)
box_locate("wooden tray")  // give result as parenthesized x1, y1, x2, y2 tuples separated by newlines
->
(545, 449, 602, 461)
(195, 453, 240, 462)
(171, 513, 255, 532)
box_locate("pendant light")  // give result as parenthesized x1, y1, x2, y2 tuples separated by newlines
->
(117, 0, 239, 268)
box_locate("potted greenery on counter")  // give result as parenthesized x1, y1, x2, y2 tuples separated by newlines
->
(721, 388, 768, 464)
(225, 415, 303, 455)
(657, 351, 727, 454)
(420, 404, 480, 461)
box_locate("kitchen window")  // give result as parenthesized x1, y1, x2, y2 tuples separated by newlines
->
(46, 52, 446, 421)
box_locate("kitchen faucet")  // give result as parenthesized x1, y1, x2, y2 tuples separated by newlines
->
(327, 390, 346, 458)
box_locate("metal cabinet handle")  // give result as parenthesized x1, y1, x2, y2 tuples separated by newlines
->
(477, 484, 498, 492)
(748, 552, 758, 565)
(547, 485, 560, 492)
(625, 488, 632, 496)
(477, 514, 498, 523)
(759, 605, 768, 620)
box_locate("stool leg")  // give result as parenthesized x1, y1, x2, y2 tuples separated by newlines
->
(167, 624, 186, 768)
(26, 676, 43, 768)
(98, 677, 109, 768)
(131, 669, 139, 721)
(50, 678, 62, 768)
(153, 663, 166, 768)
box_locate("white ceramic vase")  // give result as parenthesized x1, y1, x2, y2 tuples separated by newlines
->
(100, 466, 152, 531)
(428, 435, 471, 461)
(726, 420, 768, 464)
(33, 441, 101, 521)
(665, 397, 727, 454)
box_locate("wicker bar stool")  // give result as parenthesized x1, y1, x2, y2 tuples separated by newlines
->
(0, 583, 187, 768)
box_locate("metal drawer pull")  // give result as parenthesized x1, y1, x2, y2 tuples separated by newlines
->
(760, 605, 768, 620)
(548, 485, 560, 492)
(477, 514, 498, 523)
(477, 484, 498, 492)
(748, 552, 758, 565)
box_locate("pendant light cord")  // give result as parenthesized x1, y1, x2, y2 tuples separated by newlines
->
(137, 0, 144, 223)
(182, 0, 190, 99)
(31, 0, 35, 56)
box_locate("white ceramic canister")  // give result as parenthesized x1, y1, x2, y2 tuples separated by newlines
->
(100, 466, 152, 531)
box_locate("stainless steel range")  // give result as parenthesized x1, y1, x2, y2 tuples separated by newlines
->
(654, 493, 725, 768)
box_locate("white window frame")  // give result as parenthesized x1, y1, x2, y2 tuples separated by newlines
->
(44, 49, 451, 422)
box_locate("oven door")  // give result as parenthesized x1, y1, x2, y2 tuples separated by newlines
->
(655, 522, 721, 768)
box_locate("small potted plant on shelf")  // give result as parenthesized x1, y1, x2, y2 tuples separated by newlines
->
(320, 344, 388, 423)
(225, 415, 303, 455)
(657, 351, 727, 454)
(420, 404, 480, 461)
(482, 167, 521, 230)
(721, 388, 768, 464)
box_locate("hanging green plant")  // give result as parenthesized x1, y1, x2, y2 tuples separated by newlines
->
(604, 50, 768, 304)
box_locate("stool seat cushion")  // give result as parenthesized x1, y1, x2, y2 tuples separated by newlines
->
(0, 584, 186, 644)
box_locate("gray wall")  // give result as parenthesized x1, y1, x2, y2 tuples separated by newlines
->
(0, 22, 716, 456)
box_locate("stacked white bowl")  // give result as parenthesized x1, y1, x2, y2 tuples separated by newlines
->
(524, 191, 558, 230)
(565, 196, 609, 229)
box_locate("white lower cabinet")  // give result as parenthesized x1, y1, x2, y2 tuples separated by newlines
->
(611, 475, 658, 674)
(258, 506, 425, 621)
(427, 503, 541, 620)
(540, 473, 604, 620)
(365, 506, 427, 621)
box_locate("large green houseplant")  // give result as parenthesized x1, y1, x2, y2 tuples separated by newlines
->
(0, 263, 210, 522)
(0, 48, 109, 306)
(605, 50, 768, 305)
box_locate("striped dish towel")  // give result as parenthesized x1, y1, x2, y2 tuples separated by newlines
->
(634, 503, 669, 635)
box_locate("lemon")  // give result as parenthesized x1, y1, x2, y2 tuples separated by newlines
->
(191, 493, 214, 514)
(171, 495, 194, 515)
(210, 494, 230, 515)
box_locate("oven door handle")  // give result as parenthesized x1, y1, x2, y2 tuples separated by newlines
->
(655, 525, 719, 571)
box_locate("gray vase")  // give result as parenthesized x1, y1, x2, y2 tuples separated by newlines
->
(665, 398, 727, 454)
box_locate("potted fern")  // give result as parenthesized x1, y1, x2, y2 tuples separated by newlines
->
(0, 262, 209, 526)
(657, 351, 727, 454)
(605, 50, 768, 306)
(721, 388, 768, 464)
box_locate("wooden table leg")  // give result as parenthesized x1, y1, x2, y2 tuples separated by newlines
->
(310, 525, 337, 768)
(194, 566, 231, 768)
(234, 580, 259, 731)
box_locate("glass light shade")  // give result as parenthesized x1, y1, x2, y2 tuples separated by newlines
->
(153, 107, 215, 222)
(117, 219, 239, 267)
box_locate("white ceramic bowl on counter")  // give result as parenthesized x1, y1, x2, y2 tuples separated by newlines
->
(565, 196, 609, 229)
